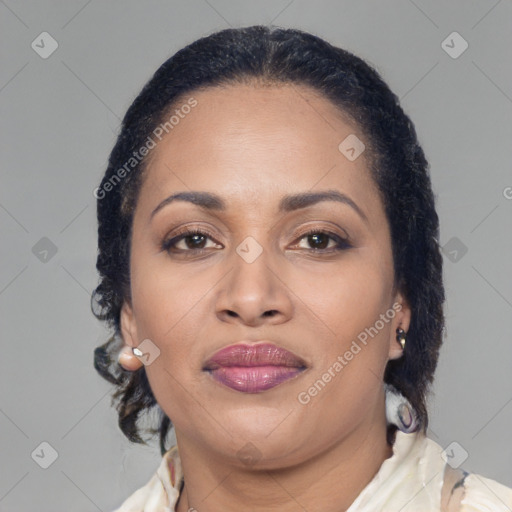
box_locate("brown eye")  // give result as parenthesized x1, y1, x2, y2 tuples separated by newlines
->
(304, 233, 331, 250)
(180, 233, 208, 250)
(294, 229, 351, 252)
(161, 229, 222, 254)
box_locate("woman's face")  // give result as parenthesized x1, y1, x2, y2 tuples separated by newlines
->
(121, 83, 410, 468)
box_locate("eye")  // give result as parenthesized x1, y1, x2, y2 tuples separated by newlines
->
(161, 227, 351, 256)
(161, 228, 222, 254)
(293, 229, 351, 252)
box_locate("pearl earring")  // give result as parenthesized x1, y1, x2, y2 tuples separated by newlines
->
(118, 346, 143, 370)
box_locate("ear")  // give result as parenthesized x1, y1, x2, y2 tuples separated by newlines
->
(118, 301, 145, 371)
(120, 300, 139, 349)
(388, 290, 412, 361)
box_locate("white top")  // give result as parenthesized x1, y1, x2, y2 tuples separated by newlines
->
(111, 431, 512, 511)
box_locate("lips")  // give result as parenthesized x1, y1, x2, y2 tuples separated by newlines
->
(203, 343, 307, 393)
(204, 343, 307, 369)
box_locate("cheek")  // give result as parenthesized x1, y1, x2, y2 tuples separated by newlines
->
(131, 240, 201, 330)
(129, 251, 219, 371)
(293, 262, 393, 427)
(129, 260, 213, 419)
(290, 253, 393, 342)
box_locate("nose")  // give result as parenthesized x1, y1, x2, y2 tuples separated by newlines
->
(215, 245, 293, 327)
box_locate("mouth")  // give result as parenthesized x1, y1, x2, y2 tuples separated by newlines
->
(203, 342, 308, 393)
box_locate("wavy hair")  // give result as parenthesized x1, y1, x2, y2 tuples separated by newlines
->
(92, 25, 445, 456)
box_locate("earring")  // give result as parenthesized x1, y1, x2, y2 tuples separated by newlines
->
(118, 345, 144, 371)
(396, 327, 406, 350)
(385, 383, 419, 433)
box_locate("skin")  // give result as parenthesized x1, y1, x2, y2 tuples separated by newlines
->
(120, 83, 411, 512)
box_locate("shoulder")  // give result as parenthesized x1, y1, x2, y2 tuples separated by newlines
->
(439, 450, 512, 511)
(385, 432, 512, 512)
(110, 471, 168, 512)
(110, 445, 183, 512)
(441, 465, 512, 512)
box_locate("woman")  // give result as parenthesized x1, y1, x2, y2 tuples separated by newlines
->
(93, 26, 512, 511)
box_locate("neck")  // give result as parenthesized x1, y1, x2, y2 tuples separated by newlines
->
(175, 412, 393, 512)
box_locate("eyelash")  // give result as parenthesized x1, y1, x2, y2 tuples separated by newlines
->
(160, 227, 351, 256)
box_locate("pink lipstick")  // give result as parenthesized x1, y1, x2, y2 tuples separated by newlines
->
(203, 343, 307, 393)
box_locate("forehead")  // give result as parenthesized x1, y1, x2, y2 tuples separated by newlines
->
(137, 83, 380, 214)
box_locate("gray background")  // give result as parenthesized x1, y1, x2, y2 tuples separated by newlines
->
(1, 1, 511, 510)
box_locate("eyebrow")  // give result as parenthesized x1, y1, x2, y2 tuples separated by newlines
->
(150, 189, 368, 223)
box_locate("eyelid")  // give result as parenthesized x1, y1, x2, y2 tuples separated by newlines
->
(288, 220, 351, 242)
(162, 222, 222, 240)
